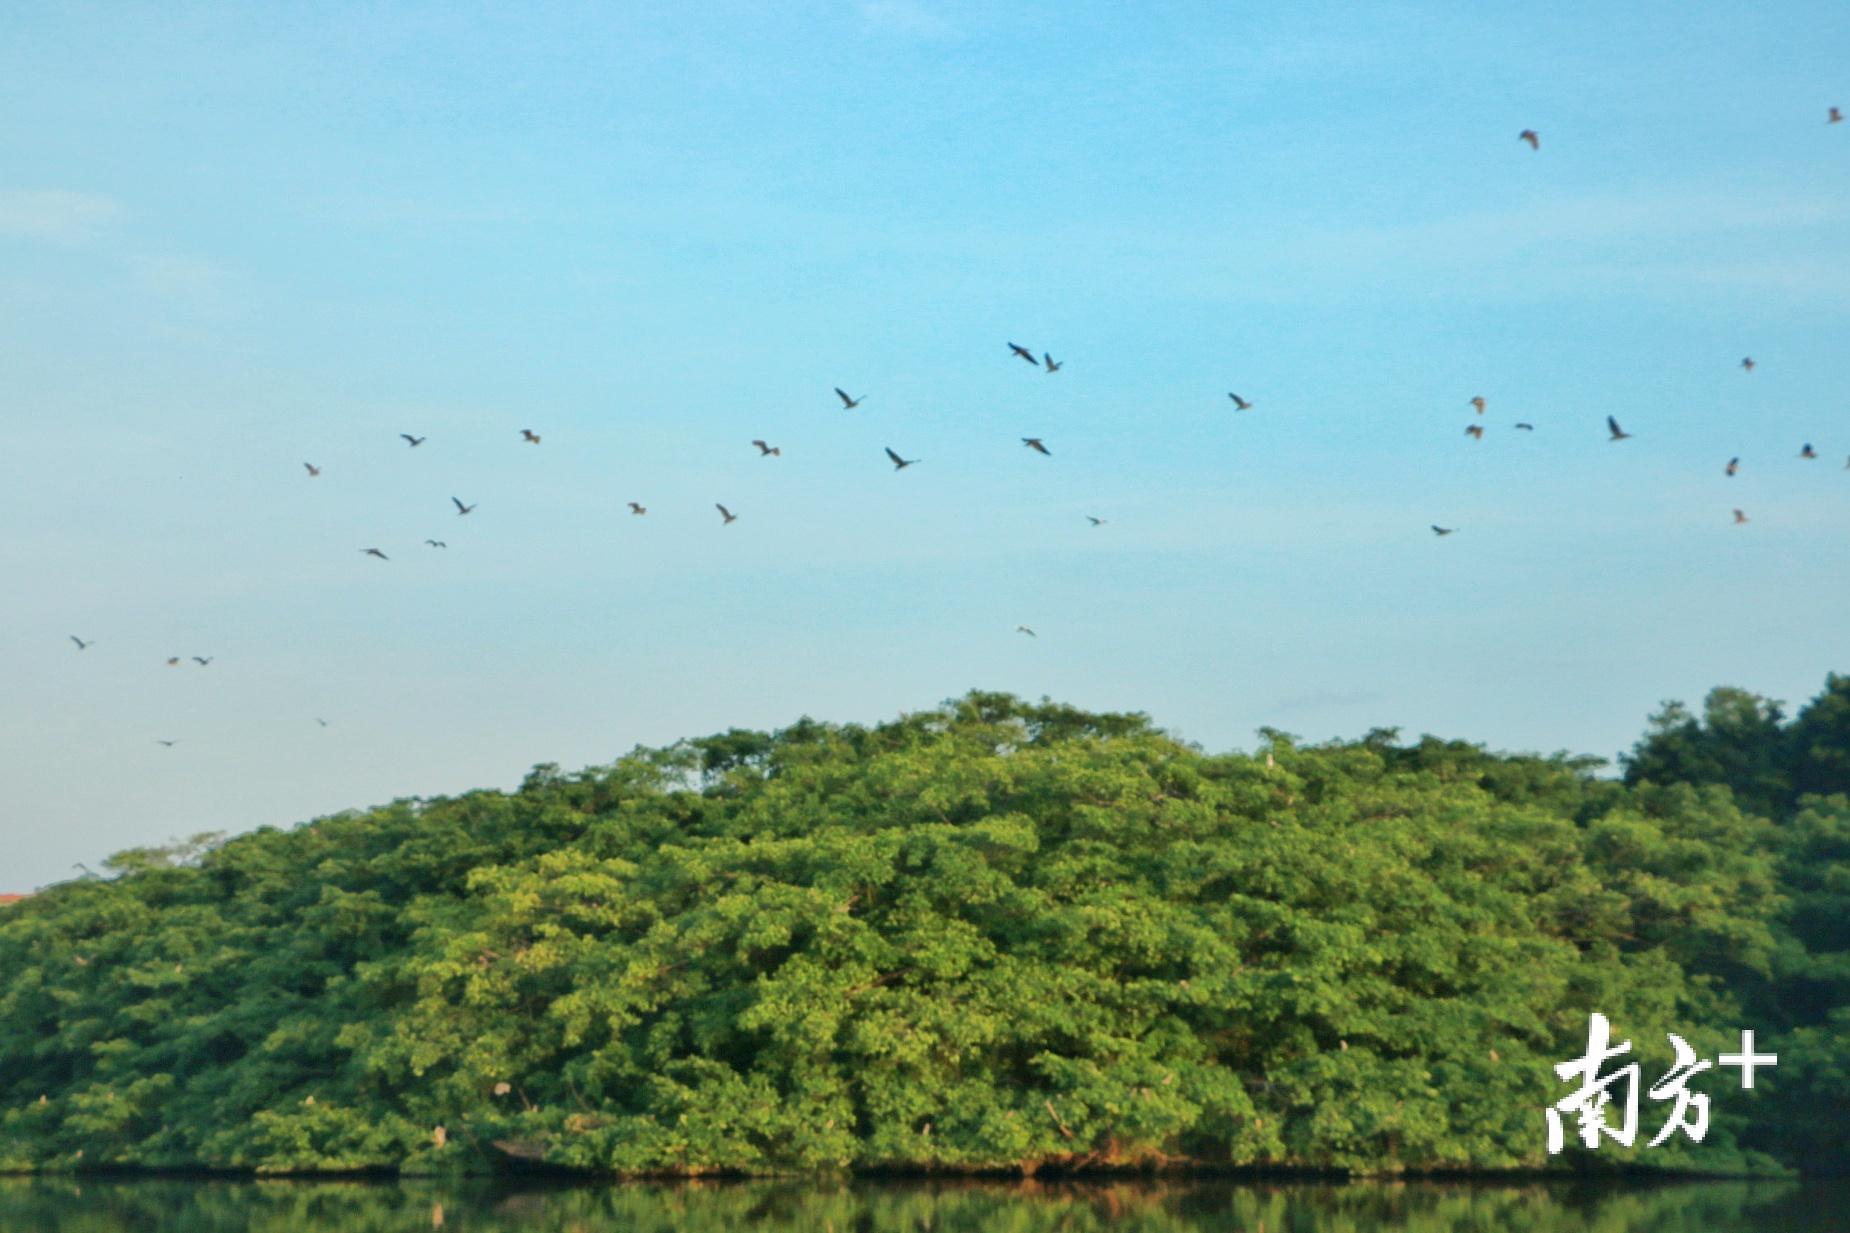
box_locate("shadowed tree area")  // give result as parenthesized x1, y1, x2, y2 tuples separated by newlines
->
(1, 683, 1845, 1178)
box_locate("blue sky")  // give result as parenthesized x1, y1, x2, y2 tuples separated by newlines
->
(4, 1, 1848, 889)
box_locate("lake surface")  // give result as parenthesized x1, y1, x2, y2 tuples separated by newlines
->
(1, 1177, 1843, 1232)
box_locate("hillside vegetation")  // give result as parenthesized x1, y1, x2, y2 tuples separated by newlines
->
(2, 681, 1847, 1177)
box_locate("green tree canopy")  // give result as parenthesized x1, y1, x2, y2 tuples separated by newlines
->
(2, 684, 1846, 1177)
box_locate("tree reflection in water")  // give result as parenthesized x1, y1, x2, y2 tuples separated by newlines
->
(0, 1178, 1838, 1233)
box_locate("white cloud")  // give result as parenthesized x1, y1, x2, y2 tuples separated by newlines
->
(127, 254, 244, 331)
(1305, 190, 1845, 259)
(857, 0, 954, 39)
(0, 189, 124, 243)
(130, 253, 230, 297)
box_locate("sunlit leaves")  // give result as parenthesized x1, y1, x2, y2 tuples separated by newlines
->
(0, 687, 1845, 1176)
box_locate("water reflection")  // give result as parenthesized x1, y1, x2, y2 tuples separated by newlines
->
(0, 1177, 1835, 1232)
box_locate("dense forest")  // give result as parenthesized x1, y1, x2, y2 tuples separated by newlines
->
(2, 679, 1846, 1178)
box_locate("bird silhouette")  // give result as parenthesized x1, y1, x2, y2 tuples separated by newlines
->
(1607, 416, 1633, 441)
(1431, 525, 1456, 536)
(316, 718, 328, 727)
(520, 429, 541, 444)
(1726, 457, 1740, 476)
(885, 447, 918, 470)
(1008, 342, 1038, 364)
(400, 433, 426, 447)
(1016, 625, 1037, 637)
(1741, 357, 1756, 373)
(1465, 424, 1484, 440)
(1022, 437, 1052, 456)
(1831, 106, 1843, 124)
(1228, 393, 1252, 410)
(426, 539, 447, 548)
(1734, 509, 1750, 524)
(156, 739, 178, 748)
(362, 548, 389, 560)
(716, 503, 737, 524)
(627, 502, 647, 515)
(1519, 129, 1539, 150)
(751, 440, 781, 456)
(1470, 396, 1486, 414)
(166, 657, 180, 667)
(70, 636, 91, 650)
(1086, 516, 1107, 526)
(1514, 422, 1535, 431)
(1043, 353, 1062, 372)
(1801, 443, 1819, 459)
(452, 497, 476, 515)
(304, 462, 321, 477)
(834, 387, 864, 409)
(192, 656, 212, 666)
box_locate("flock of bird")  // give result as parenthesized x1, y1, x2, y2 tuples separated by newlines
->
(58, 113, 1847, 750)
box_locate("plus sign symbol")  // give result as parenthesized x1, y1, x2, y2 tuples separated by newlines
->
(1719, 1030, 1778, 1089)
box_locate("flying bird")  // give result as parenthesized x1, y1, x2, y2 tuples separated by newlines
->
(70, 636, 91, 650)
(1741, 357, 1756, 373)
(520, 429, 541, 444)
(452, 497, 476, 515)
(400, 434, 426, 447)
(1022, 437, 1052, 456)
(885, 447, 918, 471)
(1431, 525, 1456, 536)
(1519, 129, 1539, 150)
(627, 502, 647, 515)
(1801, 443, 1819, 459)
(166, 657, 180, 667)
(1043, 353, 1062, 373)
(716, 503, 737, 525)
(316, 718, 328, 728)
(1514, 422, 1535, 431)
(1465, 424, 1484, 440)
(1607, 416, 1632, 441)
(362, 548, 389, 560)
(1227, 393, 1252, 410)
(1733, 509, 1749, 524)
(1086, 516, 1107, 526)
(751, 440, 781, 456)
(156, 739, 178, 748)
(1470, 396, 1486, 414)
(1008, 342, 1038, 364)
(1831, 106, 1843, 124)
(425, 539, 447, 548)
(1016, 625, 1037, 637)
(1726, 457, 1740, 477)
(834, 387, 864, 409)
(192, 656, 212, 667)
(304, 462, 321, 477)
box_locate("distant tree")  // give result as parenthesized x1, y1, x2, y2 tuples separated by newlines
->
(1787, 673, 1850, 799)
(1622, 688, 1793, 818)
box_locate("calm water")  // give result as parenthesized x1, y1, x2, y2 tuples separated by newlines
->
(0, 1178, 1843, 1232)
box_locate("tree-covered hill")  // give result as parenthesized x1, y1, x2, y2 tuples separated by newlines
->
(2, 683, 1846, 1177)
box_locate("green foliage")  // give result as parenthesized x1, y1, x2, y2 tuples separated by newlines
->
(1, 683, 1846, 1177)
(1622, 675, 1850, 819)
